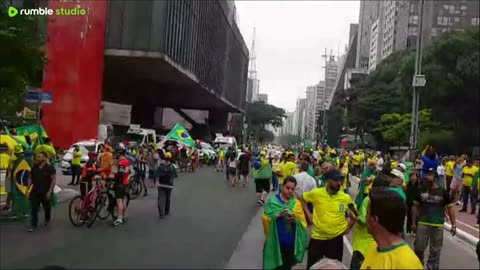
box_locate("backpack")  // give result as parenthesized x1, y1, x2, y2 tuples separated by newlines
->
(158, 163, 174, 186)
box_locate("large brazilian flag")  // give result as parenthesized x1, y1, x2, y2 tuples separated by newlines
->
(165, 123, 195, 148)
(10, 154, 32, 215)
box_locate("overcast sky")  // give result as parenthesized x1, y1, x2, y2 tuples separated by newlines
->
(236, 0, 360, 112)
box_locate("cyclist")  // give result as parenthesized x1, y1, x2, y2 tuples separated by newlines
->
(113, 149, 130, 226)
(80, 152, 97, 202)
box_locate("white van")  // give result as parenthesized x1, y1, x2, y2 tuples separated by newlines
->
(213, 136, 237, 150)
(124, 124, 157, 147)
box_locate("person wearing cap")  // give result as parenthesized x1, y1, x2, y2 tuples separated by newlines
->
(112, 149, 131, 226)
(299, 169, 357, 268)
(411, 168, 456, 270)
(33, 137, 56, 163)
(156, 151, 177, 218)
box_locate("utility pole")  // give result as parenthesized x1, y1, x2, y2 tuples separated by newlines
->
(321, 48, 328, 146)
(409, 0, 426, 160)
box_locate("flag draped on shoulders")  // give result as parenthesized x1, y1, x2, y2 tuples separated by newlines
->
(262, 196, 307, 270)
(165, 124, 195, 148)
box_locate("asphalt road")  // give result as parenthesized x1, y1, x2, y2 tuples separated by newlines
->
(0, 168, 259, 269)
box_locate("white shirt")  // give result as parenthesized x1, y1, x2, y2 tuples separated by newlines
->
(437, 165, 446, 176)
(293, 172, 317, 197)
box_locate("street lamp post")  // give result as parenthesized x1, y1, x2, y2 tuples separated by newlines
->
(409, 0, 426, 160)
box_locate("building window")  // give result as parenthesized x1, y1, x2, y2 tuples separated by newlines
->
(443, 17, 448, 25)
(454, 17, 460, 23)
(461, 5, 467, 10)
(413, 15, 418, 24)
(449, 5, 454, 14)
(472, 18, 480, 26)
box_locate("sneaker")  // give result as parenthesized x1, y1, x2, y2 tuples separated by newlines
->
(475, 224, 479, 228)
(113, 219, 123, 226)
(27, 227, 35, 232)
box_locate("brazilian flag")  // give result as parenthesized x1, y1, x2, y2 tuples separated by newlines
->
(11, 154, 32, 216)
(10, 154, 58, 216)
(165, 123, 195, 148)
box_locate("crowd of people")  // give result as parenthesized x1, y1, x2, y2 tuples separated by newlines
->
(215, 143, 479, 270)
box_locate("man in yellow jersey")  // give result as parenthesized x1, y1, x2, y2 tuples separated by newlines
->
(411, 169, 456, 270)
(459, 158, 479, 214)
(68, 145, 83, 185)
(300, 169, 357, 268)
(278, 153, 297, 190)
(445, 156, 455, 195)
(361, 188, 422, 270)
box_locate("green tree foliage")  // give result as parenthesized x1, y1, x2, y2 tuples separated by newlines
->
(246, 101, 286, 143)
(0, 0, 45, 118)
(374, 109, 441, 146)
(346, 28, 479, 152)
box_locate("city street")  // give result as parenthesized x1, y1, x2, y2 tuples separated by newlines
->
(1, 169, 478, 269)
(0, 168, 259, 269)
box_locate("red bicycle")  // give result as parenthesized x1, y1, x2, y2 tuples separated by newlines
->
(68, 177, 109, 228)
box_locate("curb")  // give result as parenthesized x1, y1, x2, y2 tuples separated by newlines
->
(444, 222, 479, 247)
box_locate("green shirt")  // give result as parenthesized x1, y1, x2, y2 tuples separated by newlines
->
(307, 165, 314, 178)
(413, 185, 452, 226)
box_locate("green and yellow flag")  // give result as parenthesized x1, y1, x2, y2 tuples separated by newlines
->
(166, 124, 195, 148)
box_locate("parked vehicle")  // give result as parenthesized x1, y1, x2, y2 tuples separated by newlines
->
(61, 140, 104, 174)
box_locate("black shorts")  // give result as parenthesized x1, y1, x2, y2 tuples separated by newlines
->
(228, 167, 237, 176)
(239, 167, 249, 176)
(255, 178, 270, 193)
(114, 183, 128, 199)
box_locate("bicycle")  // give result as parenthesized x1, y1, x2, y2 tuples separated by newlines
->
(96, 180, 130, 221)
(68, 177, 107, 228)
(128, 166, 143, 200)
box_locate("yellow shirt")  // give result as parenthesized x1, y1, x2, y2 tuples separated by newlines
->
(364, 174, 376, 195)
(302, 187, 354, 240)
(71, 150, 83, 166)
(0, 153, 10, 170)
(360, 242, 423, 270)
(445, 161, 454, 177)
(352, 197, 374, 256)
(352, 154, 363, 166)
(462, 166, 479, 187)
(340, 165, 348, 191)
(280, 161, 297, 184)
(218, 150, 224, 161)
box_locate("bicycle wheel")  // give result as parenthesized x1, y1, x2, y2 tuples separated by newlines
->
(128, 178, 142, 200)
(68, 195, 86, 227)
(95, 192, 110, 220)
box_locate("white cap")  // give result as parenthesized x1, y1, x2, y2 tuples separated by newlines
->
(391, 169, 405, 181)
(398, 163, 407, 171)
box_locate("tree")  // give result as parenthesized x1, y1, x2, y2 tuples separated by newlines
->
(374, 109, 441, 147)
(0, 0, 45, 118)
(246, 101, 286, 142)
(346, 28, 479, 153)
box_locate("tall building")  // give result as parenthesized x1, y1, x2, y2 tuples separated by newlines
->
(294, 98, 307, 138)
(325, 56, 338, 110)
(357, 0, 479, 72)
(246, 27, 260, 102)
(304, 81, 326, 140)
